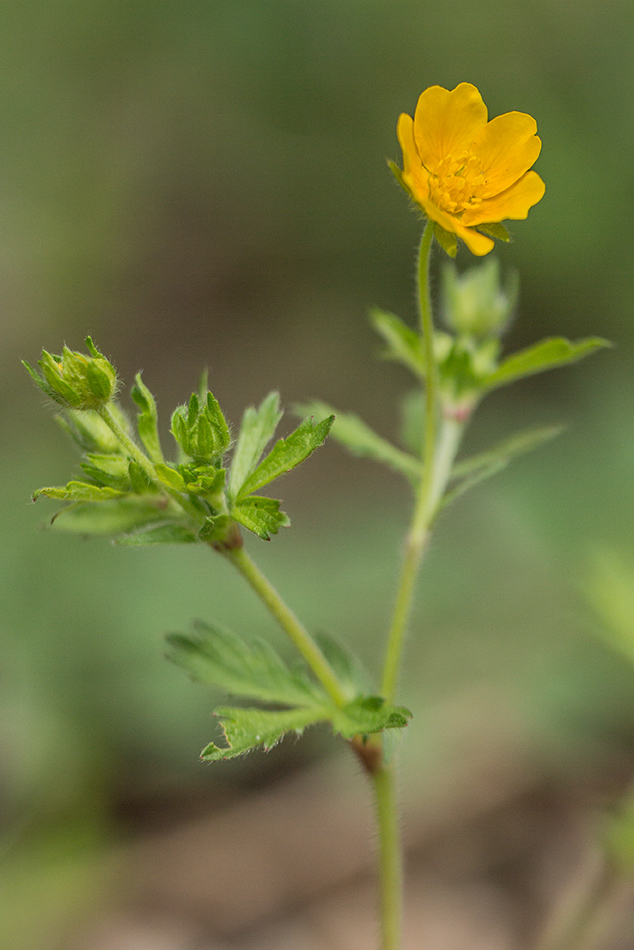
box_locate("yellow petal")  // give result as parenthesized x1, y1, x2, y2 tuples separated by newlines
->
(461, 170, 545, 226)
(397, 112, 430, 205)
(414, 83, 488, 174)
(418, 198, 494, 256)
(473, 112, 542, 197)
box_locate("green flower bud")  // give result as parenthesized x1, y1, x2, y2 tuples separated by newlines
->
(170, 390, 231, 463)
(442, 259, 518, 339)
(23, 337, 117, 411)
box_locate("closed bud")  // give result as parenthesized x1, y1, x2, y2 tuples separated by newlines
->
(23, 337, 117, 411)
(442, 259, 518, 339)
(170, 390, 231, 463)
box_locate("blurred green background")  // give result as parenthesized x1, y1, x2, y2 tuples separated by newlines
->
(3, 0, 634, 946)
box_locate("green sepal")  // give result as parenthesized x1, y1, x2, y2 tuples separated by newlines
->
(171, 390, 231, 463)
(298, 400, 421, 483)
(44, 498, 174, 535)
(229, 392, 283, 499)
(482, 337, 611, 393)
(433, 223, 458, 257)
(476, 221, 511, 242)
(130, 373, 164, 464)
(128, 459, 155, 494)
(33, 481, 125, 502)
(236, 415, 334, 499)
(369, 308, 425, 379)
(386, 159, 409, 195)
(442, 424, 563, 510)
(154, 463, 187, 493)
(166, 623, 325, 707)
(231, 496, 290, 540)
(115, 523, 198, 546)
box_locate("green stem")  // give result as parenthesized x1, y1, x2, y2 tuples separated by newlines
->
(372, 762, 403, 950)
(381, 224, 464, 703)
(97, 402, 203, 522)
(223, 545, 349, 708)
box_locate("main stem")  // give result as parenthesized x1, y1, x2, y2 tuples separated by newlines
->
(374, 223, 466, 950)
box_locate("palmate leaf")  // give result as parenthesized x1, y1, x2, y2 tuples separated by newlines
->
(231, 496, 290, 540)
(166, 622, 325, 707)
(298, 400, 421, 482)
(236, 415, 334, 499)
(203, 697, 412, 761)
(229, 392, 284, 499)
(482, 336, 611, 393)
(442, 424, 563, 510)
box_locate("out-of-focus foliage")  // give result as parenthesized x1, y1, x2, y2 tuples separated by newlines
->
(2, 1, 634, 946)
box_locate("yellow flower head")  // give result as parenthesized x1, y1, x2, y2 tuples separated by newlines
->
(396, 83, 545, 256)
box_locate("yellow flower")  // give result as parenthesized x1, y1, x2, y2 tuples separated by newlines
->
(396, 83, 545, 255)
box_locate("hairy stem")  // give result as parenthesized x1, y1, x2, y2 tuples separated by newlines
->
(223, 545, 349, 707)
(372, 762, 403, 950)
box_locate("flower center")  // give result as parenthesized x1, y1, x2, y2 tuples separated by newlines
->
(428, 153, 485, 216)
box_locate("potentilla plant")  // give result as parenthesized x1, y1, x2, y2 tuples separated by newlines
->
(26, 83, 609, 950)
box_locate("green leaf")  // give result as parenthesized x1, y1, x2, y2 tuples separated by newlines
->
(298, 400, 421, 482)
(231, 496, 290, 540)
(313, 632, 370, 696)
(80, 453, 131, 490)
(166, 623, 325, 707)
(369, 308, 425, 378)
(331, 695, 412, 739)
(33, 481, 125, 502)
(45, 498, 173, 535)
(482, 337, 611, 393)
(131, 373, 164, 464)
(154, 463, 187, 493)
(477, 221, 511, 242)
(229, 392, 283, 498)
(202, 705, 330, 760)
(443, 425, 563, 509)
(115, 523, 198, 545)
(433, 223, 458, 257)
(198, 514, 232, 543)
(237, 415, 334, 498)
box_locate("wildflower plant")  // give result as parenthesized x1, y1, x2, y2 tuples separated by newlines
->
(26, 84, 610, 949)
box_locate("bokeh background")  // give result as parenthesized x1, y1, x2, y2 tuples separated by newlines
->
(3, 1, 634, 947)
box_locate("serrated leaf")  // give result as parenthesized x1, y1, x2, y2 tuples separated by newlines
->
(46, 498, 173, 535)
(115, 522, 198, 545)
(369, 308, 425, 378)
(131, 372, 164, 464)
(33, 481, 125, 502)
(231, 496, 290, 540)
(237, 415, 334, 498)
(298, 400, 421, 482)
(433, 223, 458, 257)
(166, 623, 325, 707)
(477, 221, 511, 242)
(482, 337, 611, 393)
(229, 392, 283, 498)
(331, 695, 413, 739)
(442, 425, 563, 510)
(202, 705, 329, 760)
(201, 695, 412, 761)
